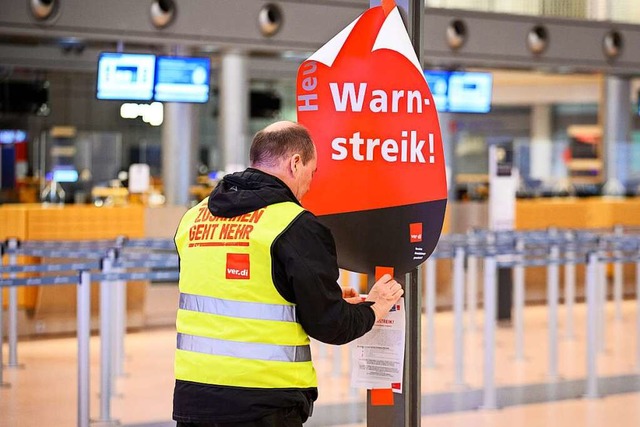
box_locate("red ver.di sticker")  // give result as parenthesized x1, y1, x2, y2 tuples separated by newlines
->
(226, 253, 250, 280)
(409, 223, 423, 243)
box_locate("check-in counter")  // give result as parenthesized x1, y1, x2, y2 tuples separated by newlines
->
(441, 197, 640, 304)
(515, 198, 640, 302)
(0, 204, 146, 334)
(516, 197, 640, 230)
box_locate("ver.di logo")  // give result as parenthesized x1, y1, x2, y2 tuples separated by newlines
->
(226, 253, 250, 280)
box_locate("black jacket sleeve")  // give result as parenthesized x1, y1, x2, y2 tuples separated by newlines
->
(271, 211, 376, 345)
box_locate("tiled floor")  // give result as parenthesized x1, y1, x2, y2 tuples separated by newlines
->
(2, 299, 640, 426)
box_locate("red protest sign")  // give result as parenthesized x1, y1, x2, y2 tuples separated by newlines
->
(297, 2, 447, 275)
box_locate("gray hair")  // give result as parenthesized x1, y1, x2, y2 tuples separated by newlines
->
(249, 123, 315, 168)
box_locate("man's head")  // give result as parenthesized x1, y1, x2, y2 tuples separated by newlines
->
(250, 121, 317, 201)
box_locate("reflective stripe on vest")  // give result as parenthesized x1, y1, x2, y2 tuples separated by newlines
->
(180, 292, 297, 323)
(177, 332, 312, 362)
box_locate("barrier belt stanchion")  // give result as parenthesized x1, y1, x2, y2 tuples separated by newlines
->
(598, 255, 607, 354)
(636, 256, 640, 372)
(547, 244, 560, 380)
(564, 233, 576, 340)
(113, 257, 126, 379)
(466, 250, 478, 331)
(585, 252, 599, 398)
(77, 270, 91, 427)
(7, 238, 20, 368)
(482, 253, 497, 409)
(613, 226, 624, 321)
(425, 257, 436, 369)
(453, 246, 466, 387)
(0, 243, 10, 388)
(109, 265, 119, 395)
(114, 236, 127, 378)
(514, 238, 525, 361)
(97, 252, 118, 426)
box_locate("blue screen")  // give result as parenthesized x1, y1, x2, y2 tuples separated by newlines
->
(424, 71, 450, 112)
(424, 70, 493, 113)
(154, 56, 210, 103)
(96, 53, 156, 101)
(0, 130, 27, 144)
(52, 168, 79, 183)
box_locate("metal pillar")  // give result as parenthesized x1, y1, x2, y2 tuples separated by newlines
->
(404, 3, 423, 423)
(219, 49, 249, 173)
(602, 76, 630, 196)
(405, 269, 421, 426)
(161, 46, 198, 206)
(530, 104, 552, 183)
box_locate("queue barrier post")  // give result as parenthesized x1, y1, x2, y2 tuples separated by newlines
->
(585, 252, 600, 399)
(513, 238, 525, 361)
(564, 232, 576, 340)
(613, 226, 624, 321)
(547, 244, 560, 381)
(636, 255, 640, 372)
(114, 236, 127, 378)
(0, 243, 10, 388)
(597, 252, 607, 354)
(465, 230, 478, 331)
(425, 257, 437, 369)
(7, 237, 20, 368)
(453, 246, 466, 386)
(77, 270, 91, 427)
(466, 252, 478, 331)
(482, 252, 497, 410)
(97, 251, 118, 426)
(113, 258, 126, 379)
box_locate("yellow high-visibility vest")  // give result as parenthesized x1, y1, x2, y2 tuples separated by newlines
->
(174, 198, 317, 389)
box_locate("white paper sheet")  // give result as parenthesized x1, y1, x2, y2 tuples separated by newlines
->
(350, 297, 405, 393)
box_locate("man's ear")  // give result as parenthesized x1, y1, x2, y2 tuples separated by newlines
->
(290, 154, 301, 175)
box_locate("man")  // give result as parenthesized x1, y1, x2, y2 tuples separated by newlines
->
(173, 121, 403, 426)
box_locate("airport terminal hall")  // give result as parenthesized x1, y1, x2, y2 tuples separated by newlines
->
(4, 0, 640, 426)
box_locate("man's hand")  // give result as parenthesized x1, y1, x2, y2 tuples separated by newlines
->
(365, 274, 404, 321)
(342, 287, 362, 304)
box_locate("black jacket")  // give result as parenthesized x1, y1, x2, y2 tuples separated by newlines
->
(173, 168, 376, 423)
